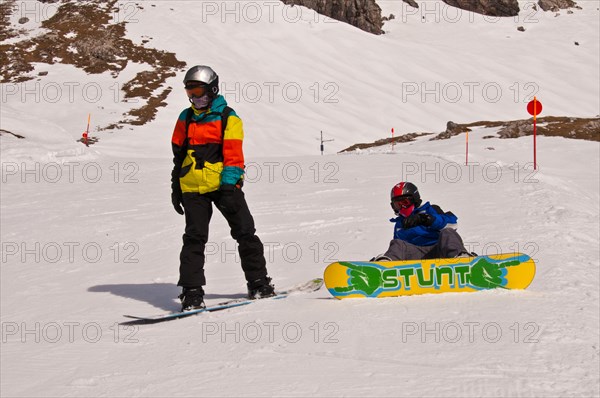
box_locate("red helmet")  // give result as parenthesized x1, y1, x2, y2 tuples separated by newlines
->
(390, 182, 422, 213)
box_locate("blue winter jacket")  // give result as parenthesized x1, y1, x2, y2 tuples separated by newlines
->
(390, 202, 458, 246)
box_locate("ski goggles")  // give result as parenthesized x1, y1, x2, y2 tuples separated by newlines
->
(185, 83, 207, 97)
(391, 196, 413, 210)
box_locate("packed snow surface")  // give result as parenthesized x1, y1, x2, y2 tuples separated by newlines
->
(1, 0, 598, 396)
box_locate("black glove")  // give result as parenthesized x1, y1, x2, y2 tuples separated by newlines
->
(419, 213, 434, 227)
(171, 188, 184, 215)
(218, 184, 241, 213)
(403, 213, 421, 229)
(171, 161, 185, 215)
(403, 213, 434, 229)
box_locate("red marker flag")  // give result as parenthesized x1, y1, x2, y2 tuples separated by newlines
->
(526, 98, 542, 170)
(527, 98, 543, 118)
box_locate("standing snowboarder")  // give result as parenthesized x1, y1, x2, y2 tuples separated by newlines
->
(171, 65, 274, 311)
(375, 182, 471, 261)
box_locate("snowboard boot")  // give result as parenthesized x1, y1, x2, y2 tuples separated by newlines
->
(179, 287, 206, 311)
(247, 277, 276, 300)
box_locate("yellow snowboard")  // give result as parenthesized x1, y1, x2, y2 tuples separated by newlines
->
(324, 253, 536, 299)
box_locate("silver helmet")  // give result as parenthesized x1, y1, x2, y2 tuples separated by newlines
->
(183, 65, 219, 97)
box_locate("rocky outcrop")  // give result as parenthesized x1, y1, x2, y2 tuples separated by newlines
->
(496, 117, 599, 140)
(339, 116, 599, 153)
(339, 132, 433, 152)
(441, 0, 578, 16)
(432, 121, 473, 140)
(0, 129, 25, 139)
(402, 0, 420, 8)
(281, 0, 384, 35)
(442, 0, 520, 16)
(537, 0, 578, 11)
(430, 117, 600, 141)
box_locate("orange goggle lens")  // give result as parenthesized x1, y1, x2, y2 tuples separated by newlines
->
(185, 84, 207, 97)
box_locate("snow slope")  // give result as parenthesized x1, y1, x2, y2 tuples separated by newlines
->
(1, 0, 599, 397)
(1, 0, 599, 158)
(1, 131, 599, 397)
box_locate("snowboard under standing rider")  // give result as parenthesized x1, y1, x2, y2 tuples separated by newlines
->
(170, 65, 275, 311)
(375, 182, 471, 261)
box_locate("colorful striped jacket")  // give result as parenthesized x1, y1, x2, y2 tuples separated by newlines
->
(171, 95, 245, 194)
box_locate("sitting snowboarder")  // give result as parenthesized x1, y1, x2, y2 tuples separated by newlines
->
(374, 182, 472, 261)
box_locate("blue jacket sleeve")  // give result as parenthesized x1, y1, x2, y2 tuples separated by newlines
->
(390, 217, 402, 239)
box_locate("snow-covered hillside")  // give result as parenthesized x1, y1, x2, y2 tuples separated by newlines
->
(1, 0, 599, 158)
(1, 0, 599, 397)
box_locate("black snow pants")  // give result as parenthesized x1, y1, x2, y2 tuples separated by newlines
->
(178, 190, 267, 288)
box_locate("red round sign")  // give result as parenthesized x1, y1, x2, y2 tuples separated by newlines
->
(527, 99, 543, 116)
